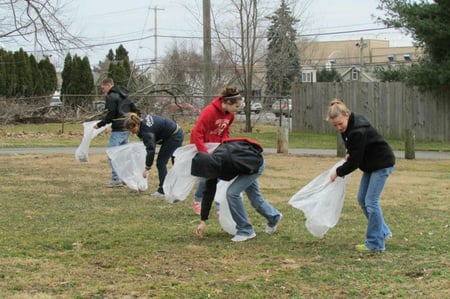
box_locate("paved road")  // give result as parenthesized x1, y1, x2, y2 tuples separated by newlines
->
(0, 147, 449, 160)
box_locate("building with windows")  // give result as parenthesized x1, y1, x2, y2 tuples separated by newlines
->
(297, 38, 424, 82)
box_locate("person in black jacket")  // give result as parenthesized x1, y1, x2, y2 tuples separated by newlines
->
(191, 138, 282, 242)
(94, 78, 138, 187)
(327, 99, 395, 252)
(124, 112, 184, 197)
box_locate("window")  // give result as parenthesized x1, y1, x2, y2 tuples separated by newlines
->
(302, 70, 316, 82)
(351, 68, 359, 81)
(302, 72, 311, 82)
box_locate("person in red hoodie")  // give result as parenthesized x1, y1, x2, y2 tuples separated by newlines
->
(190, 86, 243, 215)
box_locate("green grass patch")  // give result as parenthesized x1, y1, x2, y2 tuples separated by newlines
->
(0, 153, 448, 297)
(1, 121, 449, 152)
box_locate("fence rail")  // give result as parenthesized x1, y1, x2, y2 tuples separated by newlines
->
(291, 82, 450, 141)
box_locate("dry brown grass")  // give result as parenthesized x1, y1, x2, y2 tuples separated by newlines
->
(0, 152, 448, 298)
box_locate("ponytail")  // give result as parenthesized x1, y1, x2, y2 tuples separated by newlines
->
(326, 99, 351, 121)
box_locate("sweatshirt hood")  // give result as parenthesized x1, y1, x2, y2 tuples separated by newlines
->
(350, 112, 371, 130)
(109, 85, 129, 98)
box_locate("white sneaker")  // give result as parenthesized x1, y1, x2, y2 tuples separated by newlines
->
(151, 191, 165, 197)
(231, 232, 256, 242)
(265, 213, 282, 234)
(105, 180, 124, 188)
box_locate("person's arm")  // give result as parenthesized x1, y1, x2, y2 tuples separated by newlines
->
(332, 131, 365, 181)
(141, 131, 157, 177)
(191, 115, 209, 153)
(96, 94, 119, 128)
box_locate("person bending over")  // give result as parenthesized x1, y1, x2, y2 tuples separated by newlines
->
(191, 138, 282, 242)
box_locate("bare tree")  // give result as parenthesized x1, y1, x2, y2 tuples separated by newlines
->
(211, 0, 269, 133)
(0, 0, 84, 53)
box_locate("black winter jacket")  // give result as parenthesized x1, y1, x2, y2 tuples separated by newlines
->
(191, 138, 264, 181)
(96, 86, 138, 131)
(336, 112, 395, 177)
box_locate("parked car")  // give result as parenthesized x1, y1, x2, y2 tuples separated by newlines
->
(49, 96, 62, 107)
(238, 100, 263, 114)
(271, 98, 292, 117)
(154, 98, 200, 116)
(93, 100, 105, 112)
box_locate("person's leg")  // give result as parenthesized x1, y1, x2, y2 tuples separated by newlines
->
(192, 179, 205, 215)
(226, 175, 255, 236)
(244, 162, 281, 229)
(108, 131, 130, 182)
(194, 179, 205, 202)
(156, 130, 184, 194)
(361, 166, 393, 250)
(357, 172, 370, 219)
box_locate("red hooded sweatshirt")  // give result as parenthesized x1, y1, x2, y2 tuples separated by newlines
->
(190, 96, 235, 152)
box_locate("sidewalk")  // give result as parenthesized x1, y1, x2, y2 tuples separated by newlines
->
(0, 147, 449, 160)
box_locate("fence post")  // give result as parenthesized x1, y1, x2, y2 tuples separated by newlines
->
(404, 129, 415, 159)
(277, 126, 289, 154)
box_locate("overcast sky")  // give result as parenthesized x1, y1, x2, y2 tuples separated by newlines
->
(13, 0, 414, 68)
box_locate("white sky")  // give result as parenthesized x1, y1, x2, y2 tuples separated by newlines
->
(10, 0, 414, 68)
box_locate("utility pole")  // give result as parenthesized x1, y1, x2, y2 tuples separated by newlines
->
(358, 37, 366, 68)
(153, 6, 164, 67)
(203, 0, 212, 107)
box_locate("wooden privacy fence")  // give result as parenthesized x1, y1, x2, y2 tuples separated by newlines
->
(291, 82, 450, 142)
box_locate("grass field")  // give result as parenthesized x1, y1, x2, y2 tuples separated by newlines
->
(1, 121, 450, 152)
(0, 149, 448, 297)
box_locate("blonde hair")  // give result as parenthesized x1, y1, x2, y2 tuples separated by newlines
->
(124, 113, 141, 130)
(326, 99, 351, 121)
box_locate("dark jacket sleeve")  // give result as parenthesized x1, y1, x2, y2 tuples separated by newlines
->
(336, 129, 366, 177)
(200, 178, 218, 221)
(96, 93, 120, 128)
(140, 130, 157, 169)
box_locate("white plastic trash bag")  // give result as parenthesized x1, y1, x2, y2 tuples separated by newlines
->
(215, 178, 238, 235)
(288, 160, 350, 238)
(163, 143, 219, 203)
(107, 142, 148, 192)
(75, 120, 110, 162)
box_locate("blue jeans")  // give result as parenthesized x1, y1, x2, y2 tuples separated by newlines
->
(226, 161, 281, 236)
(194, 179, 206, 202)
(156, 129, 184, 194)
(108, 130, 130, 181)
(357, 166, 394, 250)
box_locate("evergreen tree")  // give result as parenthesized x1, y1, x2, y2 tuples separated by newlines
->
(0, 49, 7, 97)
(107, 44, 132, 88)
(29, 54, 44, 96)
(13, 49, 33, 97)
(106, 49, 114, 61)
(61, 53, 73, 97)
(317, 68, 341, 82)
(61, 53, 94, 107)
(38, 56, 57, 95)
(3, 51, 17, 97)
(80, 56, 94, 95)
(379, 0, 450, 91)
(265, 0, 300, 97)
